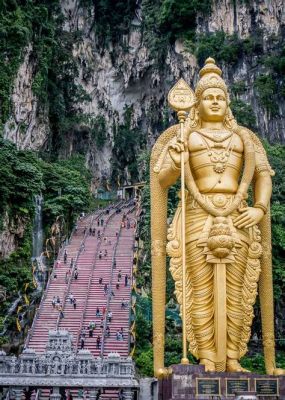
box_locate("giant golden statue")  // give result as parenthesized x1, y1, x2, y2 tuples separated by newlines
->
(151, 58, 284, 377)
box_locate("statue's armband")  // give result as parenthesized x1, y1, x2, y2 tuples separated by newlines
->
(249, 132, 275, 178)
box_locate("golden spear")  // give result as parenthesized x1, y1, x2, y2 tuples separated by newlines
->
(168, 78, 196, 364)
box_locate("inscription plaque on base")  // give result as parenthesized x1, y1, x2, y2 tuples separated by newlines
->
(226, 378, 250, 396)
(255, 378, 279, 396)
(196, 378, 220, 396)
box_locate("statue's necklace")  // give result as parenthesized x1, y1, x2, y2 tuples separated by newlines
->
(184, 127, 256, 218)
(198, 129, 233, 143)
(197, 130, 234, 174)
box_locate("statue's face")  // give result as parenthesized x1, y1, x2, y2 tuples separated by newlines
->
(199, 88, 227, 123)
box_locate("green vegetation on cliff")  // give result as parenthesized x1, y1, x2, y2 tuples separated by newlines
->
(0, 1, 97, 345)
(0, 138, 92, 343)
(84, 0, 137, 46)
(141, 3, 285, 119)
(0, 0, 91, 153)
(0, 0, 61, 124)
(111, 106, 146, 184)
(0, 138, 92, 233)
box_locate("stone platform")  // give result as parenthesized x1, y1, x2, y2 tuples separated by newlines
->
(158, 364, 285, 399)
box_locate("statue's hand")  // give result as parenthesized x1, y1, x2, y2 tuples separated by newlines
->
(234, 206, 264, 229)
(168, 139, 189, 168)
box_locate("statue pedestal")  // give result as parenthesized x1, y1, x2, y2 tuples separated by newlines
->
(158, 364, 285, 399)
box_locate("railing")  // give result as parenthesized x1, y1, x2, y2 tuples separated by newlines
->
(129, 197, 142, 356)
(128, 230, 137, 355)
(75, 207, 119, 351)
(100, 215, 123, 357)
(25, 212, 98, 346)
(101, 201, 136, 357)
(92, 200, 128, 356)
(125, 206, 137, 356)
(55, 214, 96, 330)
(129, 248, 139, 357)
(24, 203, 124, 347)
(35, 389, 40, 400)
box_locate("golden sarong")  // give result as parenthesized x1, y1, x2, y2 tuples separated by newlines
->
(167, 193, 262, 371)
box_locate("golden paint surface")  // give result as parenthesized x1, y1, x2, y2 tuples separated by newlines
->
(151, 58, 283, 377)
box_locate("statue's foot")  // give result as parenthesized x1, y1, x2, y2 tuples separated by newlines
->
(226, 359, 250, 373)
(200, 358, 215, 372)
(273, 368, 285, 376)
(155, 367, 172, 378)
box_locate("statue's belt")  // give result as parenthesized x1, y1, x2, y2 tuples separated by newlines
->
(184, 192, 247, 211)
(177, 193, 251, 246)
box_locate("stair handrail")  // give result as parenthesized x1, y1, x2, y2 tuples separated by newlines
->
(100, 216, 123, 357)
(101, 202, 136, 356)
(74, 206, 119, 351)
(128, 197, 141, 356)
(35, 389, 40, 400)
(5, 388, 10, 400)
(55, 213, 99, 330)
(128, 218, 138, 355)
(24, 214, 95, 347)
(124, 206, 137, 356)
(26, 203, 124, 348)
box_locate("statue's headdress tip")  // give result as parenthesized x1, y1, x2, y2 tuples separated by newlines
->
(205, 57, 216, 64)
(199, 57, 222, 78)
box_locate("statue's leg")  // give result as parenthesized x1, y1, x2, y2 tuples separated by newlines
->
(187, 239, 215, 370)
(226, 241, 250, 372)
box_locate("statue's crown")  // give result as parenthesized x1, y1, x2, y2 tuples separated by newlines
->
(195, 57, 229, 102)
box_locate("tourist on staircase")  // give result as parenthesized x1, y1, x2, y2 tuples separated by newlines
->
(106, 326, 110, 337)
(52, 297, 56, 309)
(107, 311, 112, 322)
(73, 297, 77, 310)
(89, 326, 93, 337)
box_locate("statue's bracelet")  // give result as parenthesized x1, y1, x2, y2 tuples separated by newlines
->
(171, 160, 181, 171)
(254, 202, 267, 214)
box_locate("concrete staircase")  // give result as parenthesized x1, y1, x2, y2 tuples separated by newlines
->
(26, 202, 137, 399)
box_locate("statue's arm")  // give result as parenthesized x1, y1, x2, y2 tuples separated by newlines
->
(158, 151, 181, 189)
(253, 142, 274, 213)
(254, 171, 272, 212)
(234, 134, 273, 229)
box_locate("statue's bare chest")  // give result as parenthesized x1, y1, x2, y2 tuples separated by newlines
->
(188, 130, 244, 175)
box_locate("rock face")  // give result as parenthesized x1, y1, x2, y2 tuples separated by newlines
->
(197, 0, 285, 38)
(3, 0, 285, 181)
(3, 45, 49, 151)
(0, 212, 27, 259)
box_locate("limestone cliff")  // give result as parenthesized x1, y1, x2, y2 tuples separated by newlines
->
(0, 212, 27, 259)
(197, 0, 284, 38)
(3, 45, 49, 151)
(3, 0, 285, 184)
